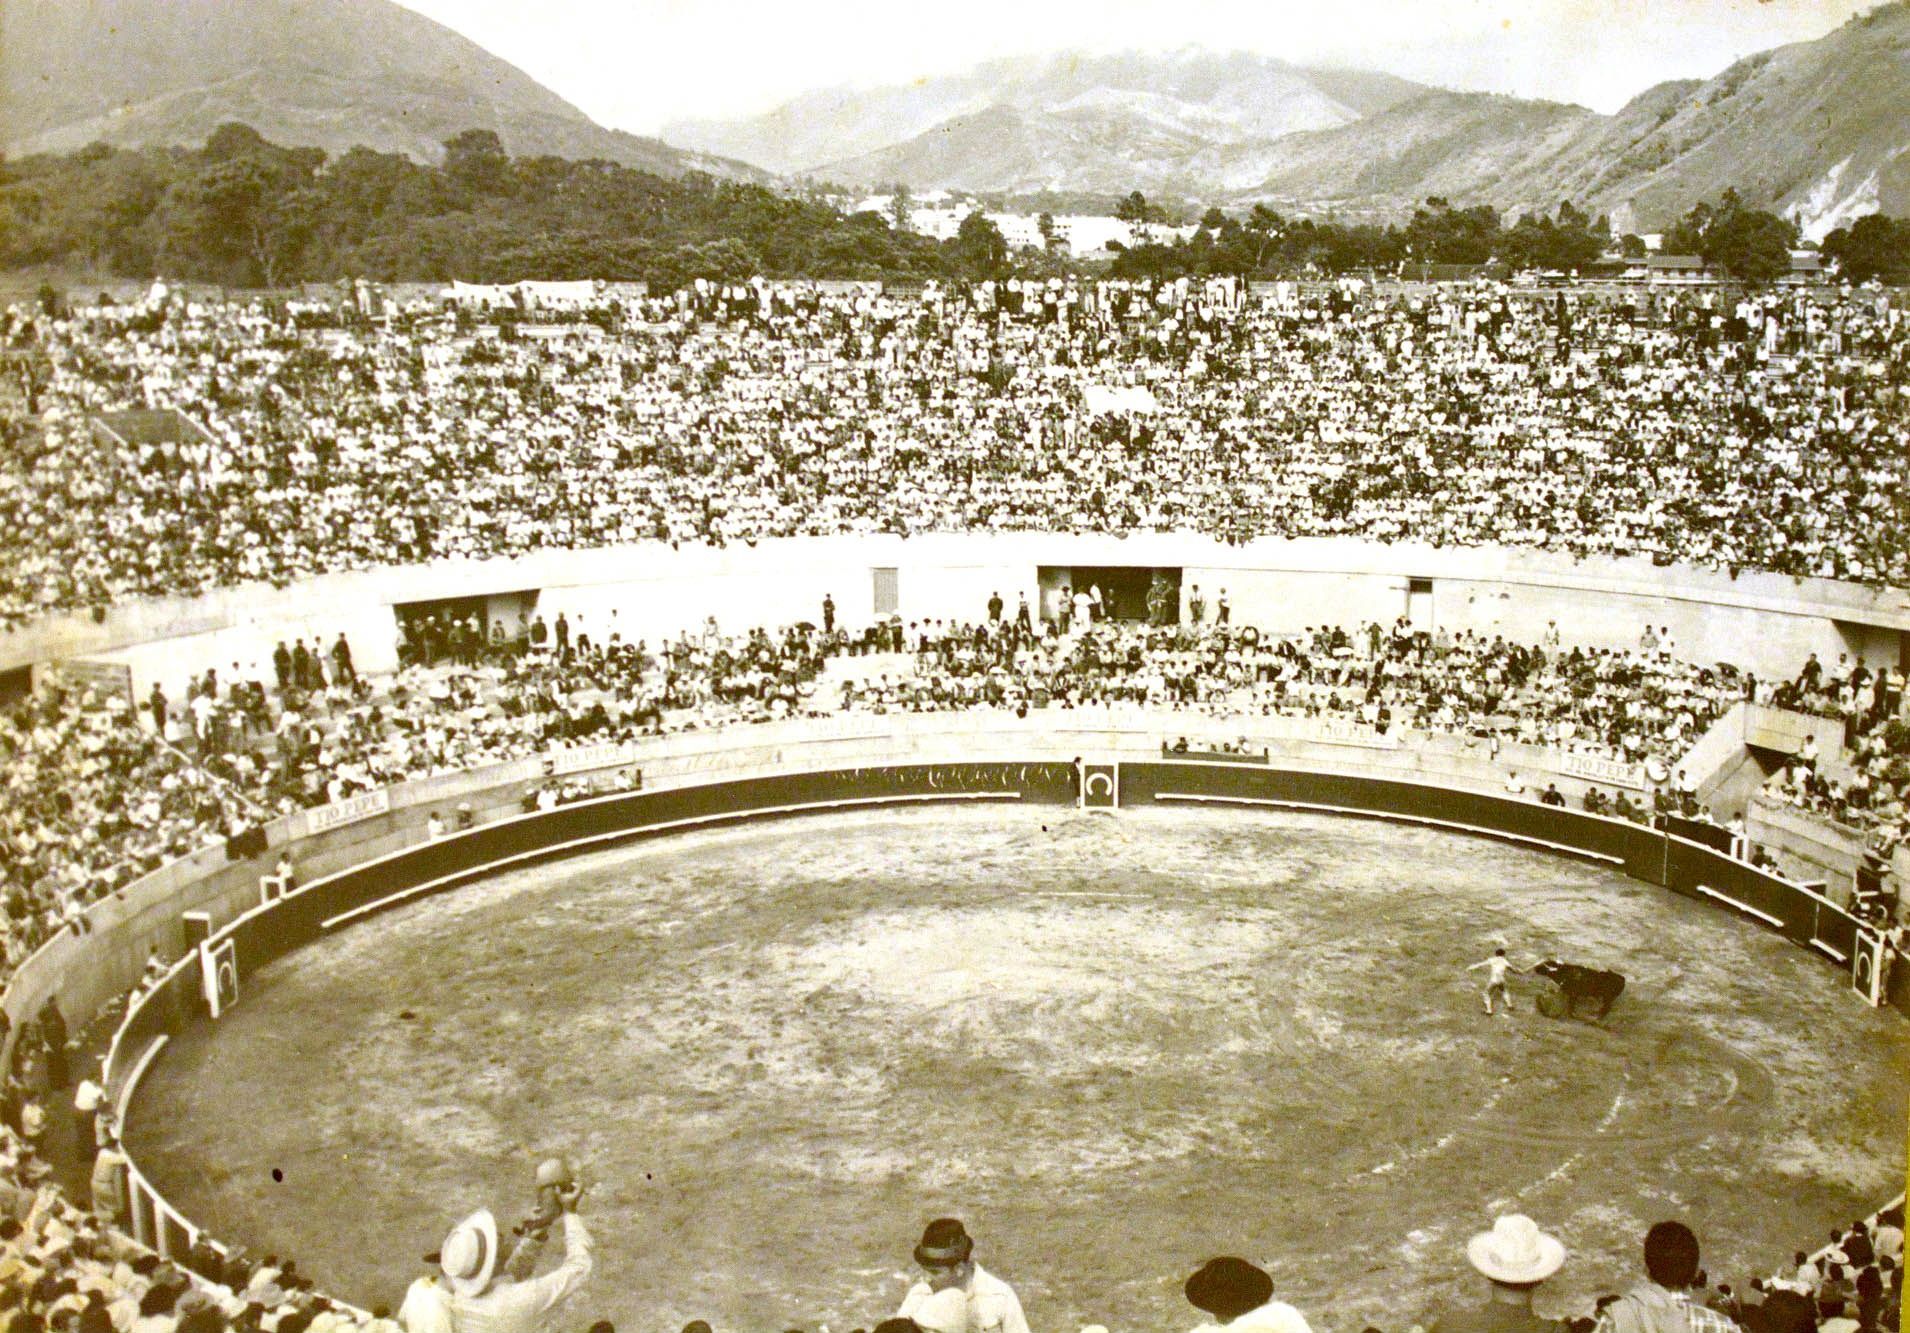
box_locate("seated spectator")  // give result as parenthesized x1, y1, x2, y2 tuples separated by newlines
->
(1426, 1214, 1566, 1333)
(1593, 1222, 1741, 1333)
(1183, 1256, 1312, 1333)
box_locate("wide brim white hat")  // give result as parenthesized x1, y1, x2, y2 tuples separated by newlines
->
(1467, 1214, 1565, 1284)
(439, 1208, 500, 1298)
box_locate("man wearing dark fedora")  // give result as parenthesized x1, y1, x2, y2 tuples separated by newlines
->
(896, 1219, 1029, 1333)
(1426, 1215, 1566, 1333)
(1184, 1256, 1313, 1333)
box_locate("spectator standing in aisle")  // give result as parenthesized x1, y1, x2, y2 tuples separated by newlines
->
(1425, 1214, 1566, 1333)
(72, 1062, 105, 1154)
(436, 1174, 591, 1333)
(88, 1128, 128, 1227)
(35, 999, 67, 1090)
(1593, 1222, 1742, 1333)
(1184, 1256, 1313, 1333)
(332, 634, 356, 687)
(1189, 585, 1206, 624)
(823, 594, 836, 635)
(987, 592, 1003, 623)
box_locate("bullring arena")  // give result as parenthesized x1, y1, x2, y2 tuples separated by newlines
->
(1, 279, 1908, 1333)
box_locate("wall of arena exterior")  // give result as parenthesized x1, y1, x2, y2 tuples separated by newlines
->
(9, 534, 1910, 696)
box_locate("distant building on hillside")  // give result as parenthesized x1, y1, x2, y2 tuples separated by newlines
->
(1645, 255, 1714, 284)
(1782, 250, 1827, 285)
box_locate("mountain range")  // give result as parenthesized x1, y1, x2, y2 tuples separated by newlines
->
(666, 50, 1426, 190)
(2, 0, 1904, 238)
(670, 6, 1910, 235)
(0, 0, 762, 181)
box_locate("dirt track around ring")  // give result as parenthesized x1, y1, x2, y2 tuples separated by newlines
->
(126, 807, 1910, 1333)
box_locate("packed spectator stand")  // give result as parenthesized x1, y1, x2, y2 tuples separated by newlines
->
(0, 607, 1778, 970)
(1, 276, 1907, 628)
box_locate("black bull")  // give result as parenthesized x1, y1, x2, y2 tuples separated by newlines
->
(1529, 959, 1627, 1018)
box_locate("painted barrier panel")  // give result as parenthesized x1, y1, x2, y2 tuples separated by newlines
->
(226, 763, 1081, 981)
(1119, 762, 1669, 886)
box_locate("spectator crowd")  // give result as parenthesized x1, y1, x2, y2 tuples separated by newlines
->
(1754, 651, 1910, 841)
(0, 273, 1904, 1333)
(12, 590, 1859, 976)
(0, 277, 1906, 629)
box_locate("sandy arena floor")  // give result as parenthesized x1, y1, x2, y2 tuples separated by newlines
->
(127, 807, 1910, 1333)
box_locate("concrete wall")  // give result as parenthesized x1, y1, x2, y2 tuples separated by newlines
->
(10, 534, 1909, 699)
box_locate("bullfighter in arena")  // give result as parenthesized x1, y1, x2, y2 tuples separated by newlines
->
(1466, 947, 1523, 1015)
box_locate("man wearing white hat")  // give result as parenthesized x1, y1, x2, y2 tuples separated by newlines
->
(433, 1174, 592, 1333)
(1426, 1215, 1566, 1333)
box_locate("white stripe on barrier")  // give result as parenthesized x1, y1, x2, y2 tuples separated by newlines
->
(104, 967, 193, 1086)
(115, 1035, 167, 1125)
(1693, 883, 1786, 929)
(1810, 939, 1849, 964)
(321, 791, 1023, 932)
(1153, 793, 1626, 866)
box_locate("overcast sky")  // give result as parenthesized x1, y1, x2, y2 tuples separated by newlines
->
(395, 0, 1878, 133)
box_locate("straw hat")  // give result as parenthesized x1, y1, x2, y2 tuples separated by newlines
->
(1467, 1215, 1565, 1284)
(437, 1210, 499, 1298)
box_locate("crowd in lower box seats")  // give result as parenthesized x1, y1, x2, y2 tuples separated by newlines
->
(0, 602, 1782, 968)
(876, 612, 1743, 777)
(2, 276, 1907, 629)
(1753, 651, 1910, 843)
(0, 691, 252, 971)
(11, 583, 1909, 972)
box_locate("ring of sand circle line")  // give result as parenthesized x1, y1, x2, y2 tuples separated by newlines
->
(122, 804, 1897, 1333)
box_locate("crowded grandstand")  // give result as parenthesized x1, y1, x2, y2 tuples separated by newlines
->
(0, 159, 1906, 1333)
(2, 276, 1906, 628)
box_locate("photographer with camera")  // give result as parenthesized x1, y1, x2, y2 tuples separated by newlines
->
(425, 1160, 593, 1333)
(500, 1159, 578, 1282)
